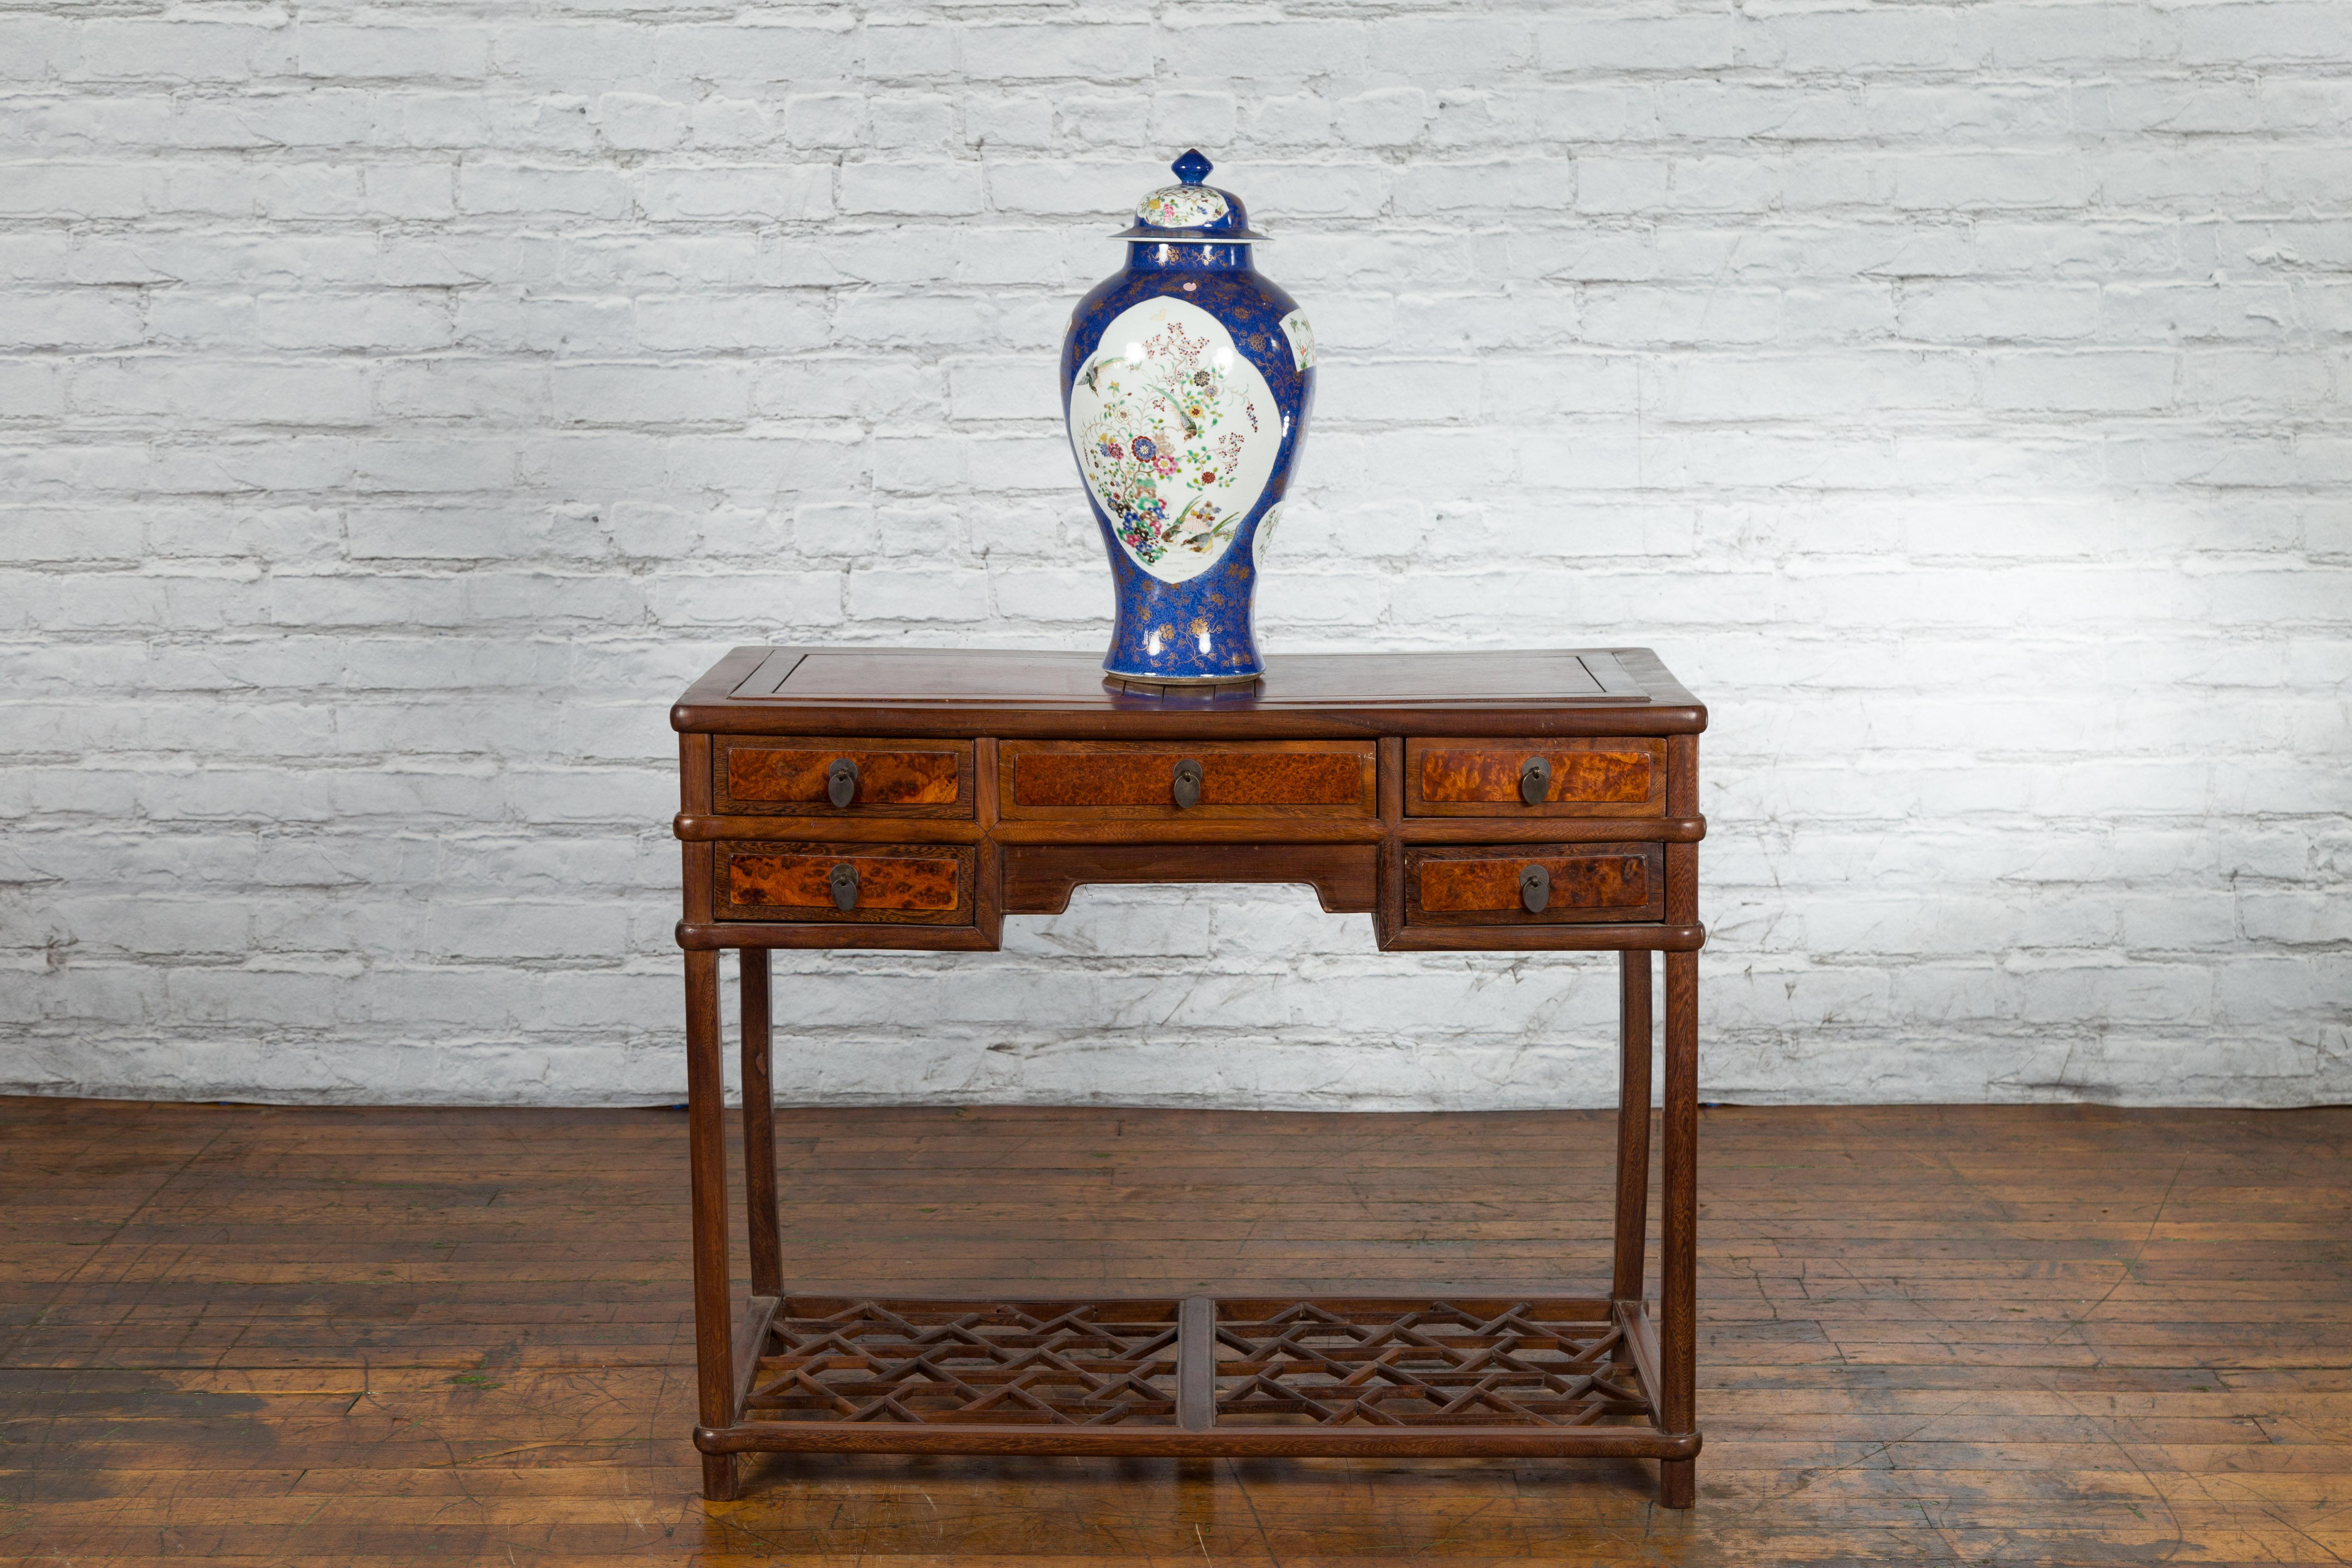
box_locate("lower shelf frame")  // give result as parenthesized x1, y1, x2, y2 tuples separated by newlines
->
(694, 1292, 1700, 1463)
(685, 946, 1702, 1507)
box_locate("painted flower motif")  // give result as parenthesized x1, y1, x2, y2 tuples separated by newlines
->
(1136, 184, 1231, 229)
(1071, 298, 1285, 584)
(1074, 316, 1260, 569)
(1280, 309, 1317, 371)
(1255, 503, 1283, 557)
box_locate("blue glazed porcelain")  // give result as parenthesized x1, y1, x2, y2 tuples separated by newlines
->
(1060, 150, 1316, 686)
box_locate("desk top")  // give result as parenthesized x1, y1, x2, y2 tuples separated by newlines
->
(674, 647, 1705, 740)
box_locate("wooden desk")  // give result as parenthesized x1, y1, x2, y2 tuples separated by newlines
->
(671, 647, 1707, 1506)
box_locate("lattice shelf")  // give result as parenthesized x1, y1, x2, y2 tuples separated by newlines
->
(735, 1295, 1662, 1442)
(1212, 1298, 1648, 1428)
(745, 1298, 1182, 1427)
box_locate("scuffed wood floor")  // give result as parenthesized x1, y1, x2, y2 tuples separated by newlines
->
(2, 1097, 2347, 1566)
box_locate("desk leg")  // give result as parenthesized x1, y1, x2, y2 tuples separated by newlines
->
(684, 948, 738, 1502)
(741, 949, 782, 1299)
(1658, 949, 1699, 1509)
(1611, 949, 1653, 1311)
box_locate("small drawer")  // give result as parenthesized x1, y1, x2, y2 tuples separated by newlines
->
(715, 737, 973, 818)
(717, 842, 975, 925)
(1405, 844, 1665, 926)
(1406, 738, 1665, 818)
(999, 741, 1376, 820)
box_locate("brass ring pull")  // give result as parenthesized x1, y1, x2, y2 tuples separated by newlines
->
(828, 863, 859, 911)
(826, 758, 858, 808)
(1519, 755, 1551, 807)
(1519, 864, 1550, 914)
(1171, 757, 1204, 810)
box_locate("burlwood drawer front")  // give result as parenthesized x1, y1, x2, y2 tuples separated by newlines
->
(1406, 738, 1666, 817)
(999, 741, 1377, 820)
(1405, 844, 1666, 926)
(715, 737, 972, 817)
(718, 842, 974, 924)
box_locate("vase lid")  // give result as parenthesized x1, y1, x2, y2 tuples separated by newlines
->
(1113, 150, 1270, 242)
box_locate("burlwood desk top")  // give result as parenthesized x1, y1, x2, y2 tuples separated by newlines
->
(669, 646, 1707, 1506)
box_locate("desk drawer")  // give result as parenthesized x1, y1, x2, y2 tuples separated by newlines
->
(1405, 843, 1664, 926)
(717, 841, 975, 925)
(999, 741, 1376, 820)
(715, 737, 972, 818)
(1406, 738, 1665, 818)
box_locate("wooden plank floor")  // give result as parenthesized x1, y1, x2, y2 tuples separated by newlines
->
(2, 1096, 2348, 1566)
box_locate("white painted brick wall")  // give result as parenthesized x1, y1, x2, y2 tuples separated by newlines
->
(3, 1, 2348, 1110)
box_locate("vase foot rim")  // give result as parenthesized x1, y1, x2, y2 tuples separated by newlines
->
(1102, 671, 1265, 698)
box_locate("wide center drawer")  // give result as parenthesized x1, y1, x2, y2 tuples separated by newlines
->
(717, 841, 974, 925)
(999, 741, 1377, 820)
(715, 737, 973, 818)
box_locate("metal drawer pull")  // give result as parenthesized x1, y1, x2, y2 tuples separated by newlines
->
(1519, 755, 1551, 806)
(828, 863, 859, 910)
(826, 758, 858, 808)
(1171, 757, 1204, 809)
(1519, 864, 1550, 914)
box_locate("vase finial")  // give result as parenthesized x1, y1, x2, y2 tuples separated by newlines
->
(1172, 149, 1212, 185)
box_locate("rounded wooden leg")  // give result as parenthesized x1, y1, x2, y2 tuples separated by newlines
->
(1611, 949, 1654, 1311)
(740, 949, 782, 1298)
(685, 951, 738, 1500)
(1658, 949, 1700, 1511)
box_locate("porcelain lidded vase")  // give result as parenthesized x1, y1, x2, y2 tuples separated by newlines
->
(1060, 150, 1315, 689)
